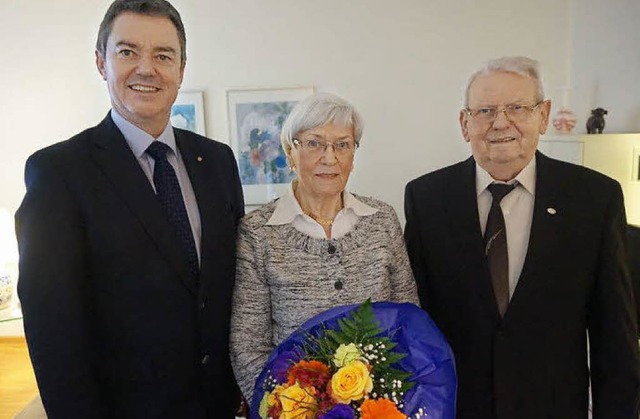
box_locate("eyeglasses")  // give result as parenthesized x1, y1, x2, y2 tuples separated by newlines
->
(465, 101, 545, 123)
(292, 138, 358, 156)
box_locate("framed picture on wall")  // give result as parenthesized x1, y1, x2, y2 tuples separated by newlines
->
(227, 86, 314, 205)
(171, 91, 206, 136)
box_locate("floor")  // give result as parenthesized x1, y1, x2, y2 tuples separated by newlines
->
(0, 337, 39, 419)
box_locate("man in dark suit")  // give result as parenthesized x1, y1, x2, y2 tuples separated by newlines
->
(628, 224, 640, 332)
(405, 56, 639, 419)
(15, 1, 244, 417)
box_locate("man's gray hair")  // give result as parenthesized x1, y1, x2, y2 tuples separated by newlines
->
(281, 92, 363, 155)
(464, 56, 545, 107)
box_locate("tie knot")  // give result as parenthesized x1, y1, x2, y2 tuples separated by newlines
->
(146, 141, 171, 161)
(487, 183, 516, 202)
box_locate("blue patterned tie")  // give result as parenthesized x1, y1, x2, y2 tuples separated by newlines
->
(146, 141, 199, 282)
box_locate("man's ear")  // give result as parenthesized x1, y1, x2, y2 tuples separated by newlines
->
(459, 109, 470, 142)
(538, 99, 552, 135)
(95, 50, 107, 81)
(177, 60, 186, 89)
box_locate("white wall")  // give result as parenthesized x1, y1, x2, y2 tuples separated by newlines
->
(570, 0, 640, 134)
(2, 0, 639, 223)
(0, 0, 574, 224)
(3, 0, 640, 336)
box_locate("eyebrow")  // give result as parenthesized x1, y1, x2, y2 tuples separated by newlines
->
(471, 101, 534, 108)
(115, 41, 138, 49)
(115, 41, 178, 55)
(305, 133, 354, 140)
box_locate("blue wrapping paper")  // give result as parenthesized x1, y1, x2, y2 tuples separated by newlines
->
(250, 302, 457, 418)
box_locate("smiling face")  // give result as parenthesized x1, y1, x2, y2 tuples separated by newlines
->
(460, 71, 550, 180)
(96, 12, 184, 137)
(288, 123, 355, 202)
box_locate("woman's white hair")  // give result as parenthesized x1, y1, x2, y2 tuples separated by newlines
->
(464, 56, 545, 107)
(280, 92, 363, 156)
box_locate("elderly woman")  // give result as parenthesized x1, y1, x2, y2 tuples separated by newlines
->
(230, 92, 419, 401)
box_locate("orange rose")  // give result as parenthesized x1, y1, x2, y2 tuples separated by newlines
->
(361, 398, 406, 419)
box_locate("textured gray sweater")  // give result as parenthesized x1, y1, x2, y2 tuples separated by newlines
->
(230, 196, 419, 401)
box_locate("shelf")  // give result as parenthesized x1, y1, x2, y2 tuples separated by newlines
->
(0, 303, 22, 324)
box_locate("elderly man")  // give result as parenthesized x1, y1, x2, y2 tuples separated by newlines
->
(16, 0, 244, 417)
(405, 56, 639, 418)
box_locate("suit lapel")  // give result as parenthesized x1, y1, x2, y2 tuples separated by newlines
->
(510, 152, 561, 308)
(175, 130, 228, 279)
(445, 158, 500, 316)
(446, 158, 484, 243)
(89, 115, 196, 295)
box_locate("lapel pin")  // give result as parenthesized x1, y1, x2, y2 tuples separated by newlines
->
(547, 207, 557, 215)
(197, 156, 203, 162)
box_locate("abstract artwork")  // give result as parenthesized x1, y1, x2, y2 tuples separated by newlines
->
(171, 91, 206, 136)
(228, 87, 314, 204)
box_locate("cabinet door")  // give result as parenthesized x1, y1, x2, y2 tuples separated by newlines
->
(538, 138, 583, 165)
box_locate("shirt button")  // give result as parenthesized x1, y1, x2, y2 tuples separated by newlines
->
(334, 280, 343, 290)
(328, 244, 336, 254)
(201, 354, 210, 365)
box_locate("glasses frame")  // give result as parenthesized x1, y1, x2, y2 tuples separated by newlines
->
(464, 100, 546, 123)
(291, 137, 359, 156)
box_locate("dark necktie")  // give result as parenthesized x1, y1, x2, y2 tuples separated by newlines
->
(146, 141, 199, 281)
(485, 183, 516, 317)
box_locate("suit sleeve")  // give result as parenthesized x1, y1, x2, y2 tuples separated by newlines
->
(404, 181, 430, 309)
(226, 144, 245, 221)
(588, 182, 640, 419)
(229, 218, 272, 402)
(16, 154, 106, 418)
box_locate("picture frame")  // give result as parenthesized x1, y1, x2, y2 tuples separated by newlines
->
(171, 91, 206, 136)
(227, 86, 315, 205)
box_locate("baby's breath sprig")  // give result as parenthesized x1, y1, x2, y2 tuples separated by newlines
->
(261, 372, 278, 392)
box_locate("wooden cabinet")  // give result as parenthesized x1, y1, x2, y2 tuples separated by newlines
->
(538, 135, 583, 165)
(539, 133, 640, 226)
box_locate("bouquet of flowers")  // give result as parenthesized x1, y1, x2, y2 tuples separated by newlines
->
(251, 301, 456, 419)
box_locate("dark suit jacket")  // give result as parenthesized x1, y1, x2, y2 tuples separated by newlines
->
(627, 224, 640, 331)
(405, 152, 639, 419)
(16, 114, 244, 419)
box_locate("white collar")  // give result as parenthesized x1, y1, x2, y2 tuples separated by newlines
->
(266, 182, 378, 225)
(111, 108, 176, 159)
(476, 156, 536, 196)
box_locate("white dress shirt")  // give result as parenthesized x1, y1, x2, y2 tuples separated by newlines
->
(266, 183, 378, 239)
(476, 158, 536, 298)
(111, 109, 202, 261)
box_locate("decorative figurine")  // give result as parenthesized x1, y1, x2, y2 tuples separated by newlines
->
(552, 107, 577, 134)
(586, 108, 608, 134)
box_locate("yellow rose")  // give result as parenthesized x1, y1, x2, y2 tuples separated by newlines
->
(279, 382, 317, 419)
(259, 392, 271, 419)
(330, 360, 373, 404)
(268, 384, 285, 406)
(333, 343, 362, 367)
